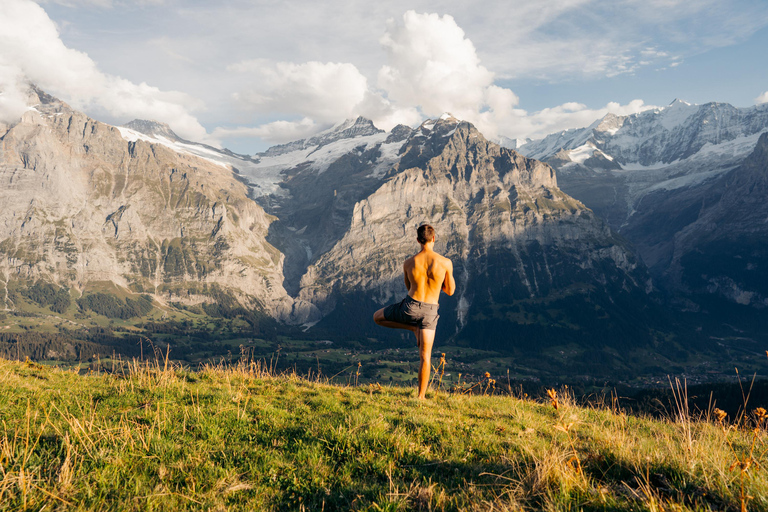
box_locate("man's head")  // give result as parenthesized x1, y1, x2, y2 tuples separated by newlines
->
(417, 224, 435, 245)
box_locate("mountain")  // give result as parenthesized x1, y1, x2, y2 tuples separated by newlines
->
(242, 115, 665, 360)
(668, 132, 768, 308)
(1, 89, 678, 368)
(0, 87, 313, 323)
(514, 100, 768, 306)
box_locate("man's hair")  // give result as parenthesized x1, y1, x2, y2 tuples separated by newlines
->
(417, 224, 435, 244)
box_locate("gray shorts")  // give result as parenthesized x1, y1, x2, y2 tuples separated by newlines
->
(383, 295, 439, 330)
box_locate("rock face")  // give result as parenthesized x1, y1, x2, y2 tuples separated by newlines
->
(0, 88, 304, 320)
(667, 133, 768, 308)
(262, 117, 658, 350)
(515, 100, 768, 308)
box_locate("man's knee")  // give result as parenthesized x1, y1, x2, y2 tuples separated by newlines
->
(373, 308, 385, 325)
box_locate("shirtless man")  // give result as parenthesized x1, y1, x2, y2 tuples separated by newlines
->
(373, 224, 456, 399)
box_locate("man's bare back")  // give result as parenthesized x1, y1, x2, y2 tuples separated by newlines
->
(373, 224, 455, 399)
(404, 249, 454, 305)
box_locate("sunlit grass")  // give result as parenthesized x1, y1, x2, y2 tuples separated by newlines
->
(1, 356, 768, 511)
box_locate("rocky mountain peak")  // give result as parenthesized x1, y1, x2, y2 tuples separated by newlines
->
(121, 119, 184, 142)
(594, 113, 626, 134)
(28, 85, 60, 106)
(668, 98, 692, 107)
(412, 114, 462, 139)
(260, 116, 384, 157)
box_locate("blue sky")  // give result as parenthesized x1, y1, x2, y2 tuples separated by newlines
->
(2, 0, 767, 153)
(503, 24, 768, 111)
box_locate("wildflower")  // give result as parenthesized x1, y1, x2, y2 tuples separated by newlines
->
(547, 388, 559, 410)
(484, 372, 491, 378)
(714, 408, 728, 423)
(755, 407, 767, 421)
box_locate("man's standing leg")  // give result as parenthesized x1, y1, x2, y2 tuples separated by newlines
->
(416, 328, 436, 400)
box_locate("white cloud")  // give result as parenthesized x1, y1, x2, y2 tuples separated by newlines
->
(756, 91, 768, 105)
(0, 0, 208, 141)
(211, 118, 318, 145)
(378, 11, 494, 119)
(229, 60, 370, 123)
(0, 65, 30, 124)
(224, 57, 423, 143)
(372, 11, 657, 141)
(211, 10, 659, 147)
(485, 99, 656, 141)
(35, 0, 166, 6)
(11, 2, 764, 152)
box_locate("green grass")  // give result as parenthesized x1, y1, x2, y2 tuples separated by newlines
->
(3, 359, 768, 511)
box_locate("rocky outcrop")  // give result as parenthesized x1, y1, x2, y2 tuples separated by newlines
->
(0, 88, 314, 321)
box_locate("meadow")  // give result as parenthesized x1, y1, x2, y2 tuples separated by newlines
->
(2, 355, 768, 511)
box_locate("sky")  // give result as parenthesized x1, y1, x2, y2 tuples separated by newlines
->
(1, 0, 767, 154)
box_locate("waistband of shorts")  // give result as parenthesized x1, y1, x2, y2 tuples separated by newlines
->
(405, 295, 439, 309)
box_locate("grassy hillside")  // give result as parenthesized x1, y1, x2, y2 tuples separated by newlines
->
(1, 358, 768, 511)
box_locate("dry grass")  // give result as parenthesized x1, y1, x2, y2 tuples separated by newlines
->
(1, 356, 768, 511)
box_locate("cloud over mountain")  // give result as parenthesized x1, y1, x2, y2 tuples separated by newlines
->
(0, 0, 208, 142)
(222, 11, 655, 144)
(5, 1, 767, 150)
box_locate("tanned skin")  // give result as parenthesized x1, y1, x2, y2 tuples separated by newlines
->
(373, 233, 456, 399)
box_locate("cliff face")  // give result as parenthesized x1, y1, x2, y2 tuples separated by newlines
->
(667, 133, 768, 308)
(292, 118, 655, 349)
(0, 89, 306, 320)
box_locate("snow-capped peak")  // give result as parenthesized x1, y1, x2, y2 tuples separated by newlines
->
(668, 98, 692, 107)
(122, 119, 183, 142)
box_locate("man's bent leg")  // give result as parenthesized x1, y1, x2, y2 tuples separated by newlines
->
(373, 308, 417, 333)
(416, 328, 436, 400)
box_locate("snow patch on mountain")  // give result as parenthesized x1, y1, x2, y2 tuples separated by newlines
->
(568, 143, 598, 164)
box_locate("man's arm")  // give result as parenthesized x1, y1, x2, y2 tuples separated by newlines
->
(403, 262, 411, 291)
(441, 259, 456, 296)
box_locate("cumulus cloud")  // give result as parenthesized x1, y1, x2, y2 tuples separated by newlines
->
(378, 11, 494, 119)
(229, 60, 370, 123)
(211, 118, 318, 145)
(0, 0, 208, 141)
(373, 11, 656, 141)
(216, 10, 659, 146)
(756, 91, 768, 105)
(485, 99, 656, 142)
(225, 58, 423, 142)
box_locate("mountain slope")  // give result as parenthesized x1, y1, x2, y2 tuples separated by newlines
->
(669, 132, 768, 308)
(515, 100, 768, 306)
(278, 117, 662, 354)
(517, 101, 768, 231)
(0, 89, 676, 358)
(0, 88, 307, 321)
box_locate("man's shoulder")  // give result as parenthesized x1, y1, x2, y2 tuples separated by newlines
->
(436, 252, 453, 267)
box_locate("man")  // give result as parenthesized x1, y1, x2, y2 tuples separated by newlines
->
(374, 224, 456, 399)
